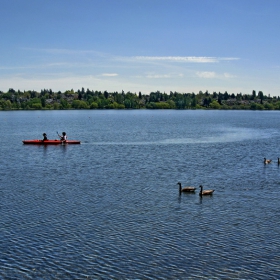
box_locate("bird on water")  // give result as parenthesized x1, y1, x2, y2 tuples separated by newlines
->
(264, 158, 272, 164)
(178, 182, 196, 194)
(199, 185, 215, 196)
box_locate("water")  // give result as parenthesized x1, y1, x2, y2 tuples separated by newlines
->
(0, 110, 280, 279)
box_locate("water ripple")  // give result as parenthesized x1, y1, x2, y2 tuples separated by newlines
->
(1, 110, 280, 279)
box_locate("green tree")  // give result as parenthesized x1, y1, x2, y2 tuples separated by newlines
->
(274, 101, 280, 110)
(264, 102, 273, 110)
(0, 100, 12, 109)
(191, 98, 197, 108)
(31, 103, 42, 109)
(41, 97, 46, 108)
(224, 91, 229, 100)
(60, 99, 70, 109)
(72, 100, 89, 109)
(250, 103, 257, 110)
(124, 99, 132, 108)
(258, 91, 264, 103)
(53, 103, 60, 110)
(90, 102, 98, 109)
(209, 100, 221, 109)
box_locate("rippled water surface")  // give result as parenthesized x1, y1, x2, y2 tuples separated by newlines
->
(0, 110, 280, 279)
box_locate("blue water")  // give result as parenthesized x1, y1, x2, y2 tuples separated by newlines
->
(0, 110, 280, 279)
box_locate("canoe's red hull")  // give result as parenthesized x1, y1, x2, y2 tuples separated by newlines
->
(22, 139, 81, 145)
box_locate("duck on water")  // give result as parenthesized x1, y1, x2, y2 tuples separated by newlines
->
(264, 158, 272, 164)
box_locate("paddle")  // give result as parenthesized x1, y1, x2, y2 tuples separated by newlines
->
(57, 131, 61, 140)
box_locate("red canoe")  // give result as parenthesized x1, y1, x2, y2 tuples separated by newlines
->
(22, 139, 81, 145)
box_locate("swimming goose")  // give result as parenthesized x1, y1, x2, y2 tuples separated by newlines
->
(178, 182, 196, 193)
(278, 158, 280, 164)
(264, 158, 272, 164)
(199, 185, 214, 196)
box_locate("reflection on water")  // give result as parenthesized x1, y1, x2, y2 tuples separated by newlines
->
(0, 110, 280, 279)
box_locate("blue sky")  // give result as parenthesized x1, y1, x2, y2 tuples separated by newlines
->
(1, 0, 280, 95)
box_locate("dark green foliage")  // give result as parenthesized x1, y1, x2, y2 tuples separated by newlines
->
(0, 87, 278, 110)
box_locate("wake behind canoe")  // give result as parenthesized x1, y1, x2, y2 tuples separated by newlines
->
(22, 139, 81, 145)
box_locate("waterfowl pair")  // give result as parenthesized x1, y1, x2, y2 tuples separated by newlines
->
(178, 183, 215, 196)
(177, 182, 196, 194)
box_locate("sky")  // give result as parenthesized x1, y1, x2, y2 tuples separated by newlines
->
(1, 0, 280, 95)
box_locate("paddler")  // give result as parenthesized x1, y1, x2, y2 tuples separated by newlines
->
(58, 131, 67, 142)
(42, 133, 48, 141)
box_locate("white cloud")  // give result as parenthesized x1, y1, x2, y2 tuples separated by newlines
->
(101, 73, 118, 77)
(196, 71, 217, 78)
(22, 48, 240, 65)
(223, 72, 236, 78)
(144, 73, 185, 79)
(219, 57, 240, 61)
(196, 71, 236, 79)
(133, 56, 239, 63)
(146, 74, 171, 79)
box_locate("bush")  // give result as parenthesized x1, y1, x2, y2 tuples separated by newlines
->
(264, 103, 273, 110)
(72, 100, 89, 109)
(116, 104, 125, 109)
(167, 100, 176, 109)
(31, 103, 42, 109)
(209, 100, 221, 109)
(90, 102, 98, 109)
(155, 102, 171, 109)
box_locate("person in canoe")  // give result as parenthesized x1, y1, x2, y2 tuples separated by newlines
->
(42, 133, 48, 141)
(58, 132, 67, 142)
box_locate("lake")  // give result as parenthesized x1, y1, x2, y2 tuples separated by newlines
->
(0, 110, 280, 279)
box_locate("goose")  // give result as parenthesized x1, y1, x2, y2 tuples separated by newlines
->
(278, 158, 280, 164)
(264, 158, 272, 164)
(199, 185, 214, 196)
(178, 182, 196, 193)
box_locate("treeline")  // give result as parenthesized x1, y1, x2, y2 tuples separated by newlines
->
(1, 88, 280, 110)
